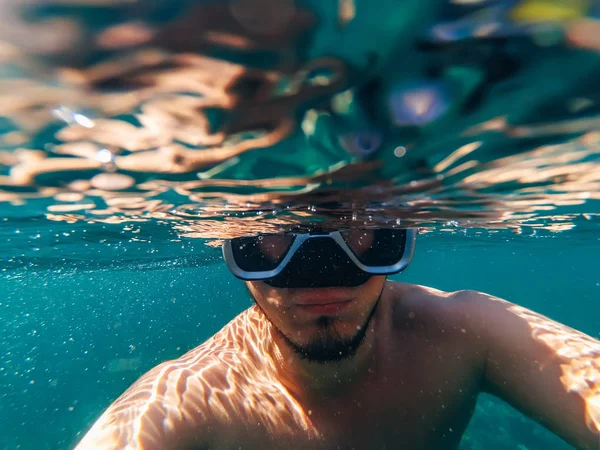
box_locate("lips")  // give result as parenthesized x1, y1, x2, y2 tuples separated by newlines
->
(292, 288, 354, 306)
(296, 299, 351, 306)
(292, 288, 355, 314)
(296, 300, 352, 314)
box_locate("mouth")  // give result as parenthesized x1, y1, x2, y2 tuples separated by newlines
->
(295, 299, 353, 314)
(292, 287, 356, 304)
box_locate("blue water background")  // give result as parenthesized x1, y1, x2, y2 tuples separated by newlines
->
(1, 232, 598, 449)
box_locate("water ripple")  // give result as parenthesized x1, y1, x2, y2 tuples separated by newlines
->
(0, 0, 598, 266)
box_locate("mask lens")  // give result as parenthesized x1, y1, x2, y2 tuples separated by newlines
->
(341, 229, 407, 266)
(230, 234, 295, 271)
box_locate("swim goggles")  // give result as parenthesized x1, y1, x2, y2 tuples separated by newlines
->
(223, 228, 416, 288)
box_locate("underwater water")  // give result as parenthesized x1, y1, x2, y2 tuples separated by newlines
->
(2, 232, 599, 449)
(0, 0, 600, 449)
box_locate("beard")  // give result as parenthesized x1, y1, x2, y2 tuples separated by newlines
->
(250, 286, 382, 364)
(275, 309, 378, 363)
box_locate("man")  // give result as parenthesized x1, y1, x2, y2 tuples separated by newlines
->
(76, 228, 600, 449)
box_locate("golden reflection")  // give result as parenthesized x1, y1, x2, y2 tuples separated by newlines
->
(432, 141, 482, 173)
(0, 0, 598, 239)
(75, 307, 318, 449)
(566, 18, 600, 51)
(338, 0, 356, 28)
(0, 114, 596, 239)
(498, 300, 600, 433)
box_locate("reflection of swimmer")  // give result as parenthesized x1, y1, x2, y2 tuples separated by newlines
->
(76, 229, 600, 449)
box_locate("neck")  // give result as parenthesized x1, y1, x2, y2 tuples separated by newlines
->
(266, 310, 380, 400)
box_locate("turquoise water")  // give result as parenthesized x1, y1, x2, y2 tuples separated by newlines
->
(1, 0, 600, 448)
(2, 231, 598, 449)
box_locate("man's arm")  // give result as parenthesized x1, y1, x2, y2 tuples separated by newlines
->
(75, 359, 216, 450)
(463, 291, 600, 450)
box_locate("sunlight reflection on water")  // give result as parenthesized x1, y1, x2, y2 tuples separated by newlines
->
(0, 0, 598, 268)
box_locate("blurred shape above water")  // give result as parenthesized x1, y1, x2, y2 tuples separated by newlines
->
(0, 0, 599, 269)
(388, 80, 453, 127)
(510, 0, 591, 23)
(565, 17, 600, 51)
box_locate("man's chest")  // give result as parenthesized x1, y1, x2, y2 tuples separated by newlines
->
(311, 377, 477, 449)
(205, 318, 484, 450)
(209, 369, 479, 450)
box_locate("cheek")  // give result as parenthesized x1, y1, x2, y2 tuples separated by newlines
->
(263, 294, 285, 309)
(248, 282, 287, 309)
(357, 276, 386, 296)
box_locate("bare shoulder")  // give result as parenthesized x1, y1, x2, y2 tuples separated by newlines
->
(385, 280, 496, 320)
(76, 308, 262, 450)
(384, 282, 501, 359)
(385, 283, 600, 448)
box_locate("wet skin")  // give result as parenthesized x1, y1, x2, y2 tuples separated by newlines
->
(76, 279, 600, 450)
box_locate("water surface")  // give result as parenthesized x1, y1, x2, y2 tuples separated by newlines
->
(1, 1, 600, 449)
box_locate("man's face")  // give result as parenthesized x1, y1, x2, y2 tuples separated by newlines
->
(246, 276, 385, 363)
